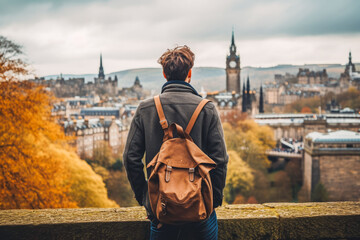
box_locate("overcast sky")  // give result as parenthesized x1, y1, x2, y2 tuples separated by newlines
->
(1, 0, 360, 76)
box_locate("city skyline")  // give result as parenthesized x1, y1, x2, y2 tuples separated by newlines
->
(1, 0, 360, 76)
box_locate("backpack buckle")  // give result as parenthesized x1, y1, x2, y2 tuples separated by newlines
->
(161, 201, 167, 215)
(165, 165, 172, 182)
(189, 168, 195, 182)
(159, 119, 168, 129)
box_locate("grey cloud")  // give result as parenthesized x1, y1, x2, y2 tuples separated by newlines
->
(2, 0, 360, 37)
(1, 0, 359, 76)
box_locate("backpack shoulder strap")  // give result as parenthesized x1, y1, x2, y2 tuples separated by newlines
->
(185, 99, 210, 135)
(154, 95, 168, 130)
(154, 95, 174, 141)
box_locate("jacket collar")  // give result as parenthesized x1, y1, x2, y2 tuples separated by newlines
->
(161, 80, 201, 97)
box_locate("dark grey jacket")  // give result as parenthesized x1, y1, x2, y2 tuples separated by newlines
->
(123, 81, 228, 211)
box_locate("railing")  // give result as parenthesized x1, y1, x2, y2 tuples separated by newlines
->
(1, 202, 359, 240)
(266, 150, 302, 159)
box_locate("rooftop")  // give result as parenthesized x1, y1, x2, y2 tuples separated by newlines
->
(306, 130, 360, 143)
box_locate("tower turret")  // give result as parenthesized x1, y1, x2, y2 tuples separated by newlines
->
(98, 53, 105, 79)
(242, 81, 246, 112)
(226, 29, 241, 93)
(345, 51, 356, 75)
(259, 84, 264, 113)
(246, 76, 251, 111)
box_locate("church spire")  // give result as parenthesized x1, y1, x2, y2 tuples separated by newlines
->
(242, 81, 246, 112)
(230, 27, 236, 54)
(259, 84, 264, 113)
(349, 51, 352, 64)
(231, 27, 235, 46)
(246, 75, 251, 111)
(98, 53, 105, 79)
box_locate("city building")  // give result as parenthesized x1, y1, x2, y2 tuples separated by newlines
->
(254, 113, 360, 141)
(80, 107, 121, 119)
(302, 130, 360, 201)
(118, 76, 145, 100)
(226, 29, 241, 94)
(263, 53, 359, 108)
(297, 68, 328, 85)
(29, 54, 118, 97)
(340, 52, 360, 90)
(208, 30, 243, 111)
(63, 117, 127, 158)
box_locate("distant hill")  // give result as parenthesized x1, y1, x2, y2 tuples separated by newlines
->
(44, 63, 359, 92)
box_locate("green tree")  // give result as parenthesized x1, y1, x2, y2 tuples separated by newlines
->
(312, 182, 329, 202)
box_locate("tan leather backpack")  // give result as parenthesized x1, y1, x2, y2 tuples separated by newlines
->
(147, 95, 216, 225)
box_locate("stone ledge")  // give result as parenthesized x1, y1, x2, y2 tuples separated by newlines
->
(0, 202, 359, 240)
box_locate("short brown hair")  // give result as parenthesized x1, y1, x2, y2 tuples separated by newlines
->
(158, 45, 195, 81)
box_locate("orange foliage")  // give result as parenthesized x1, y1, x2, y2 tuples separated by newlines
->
(220, 109, 247, 127)
(246, 196, 258, 204)
(232, 195, 246, 204)
(0, 36, 29, 82)
(300, 106, 312, 113)
(0, 81, 77, 209)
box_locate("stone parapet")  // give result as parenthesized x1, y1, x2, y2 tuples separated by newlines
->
(0, 202, 359, 240)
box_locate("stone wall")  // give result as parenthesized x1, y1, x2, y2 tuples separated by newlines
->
(303, 150, 360, 201)
(320, 155, 360, 201)
(1, 202, 359, 240)
(303, 152, 312, 200)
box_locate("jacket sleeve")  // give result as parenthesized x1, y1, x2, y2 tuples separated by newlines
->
(206, 105, 229, 208)
(123, 106, 146, 205)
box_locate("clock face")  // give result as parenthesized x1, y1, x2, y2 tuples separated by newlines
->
(229, 61, 236, 68)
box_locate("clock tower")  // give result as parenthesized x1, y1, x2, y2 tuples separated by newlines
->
(226, 30, 241, 93)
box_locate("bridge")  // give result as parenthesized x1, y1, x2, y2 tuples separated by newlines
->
(266, 150, 302, 159)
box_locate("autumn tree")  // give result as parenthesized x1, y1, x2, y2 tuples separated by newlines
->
(223, 120, 275, 171)
(224, 151, 254, 204)
(90, 141, 116, 168)
(301, 106, 312, 113)
(223, 118, 280, 203)
(0, 36, 117, 209)
(0, 81, 77, 208)
(220, 109, 247, 127)
(0, 36, 29, 82)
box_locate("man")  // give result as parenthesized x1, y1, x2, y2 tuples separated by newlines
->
(123, 45, 228, 240)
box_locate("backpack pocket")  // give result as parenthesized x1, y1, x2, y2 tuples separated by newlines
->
(155, 166, 208, 224)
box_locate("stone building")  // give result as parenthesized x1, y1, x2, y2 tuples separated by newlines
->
(302, 130, 360, 201)
(92, 54, 118, 96)
(340, 52, 360, 90)
(80, 107, 121, 120)
(209, 30, 242, 111)
(118, 76, 145, 100)
(263, 84, 283, 105)
(226, 29, 241, 94)
(297, 68, 328, 85)
(29, 54, 118, 97)
(63, 117, 127, 158)
(254, 113, 360, 141)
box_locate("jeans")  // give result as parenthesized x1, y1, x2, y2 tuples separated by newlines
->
(149, 210, 218, 240)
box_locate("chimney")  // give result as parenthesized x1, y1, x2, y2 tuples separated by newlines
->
(84, 118, 89, 127)
(100, 116, 105, 126)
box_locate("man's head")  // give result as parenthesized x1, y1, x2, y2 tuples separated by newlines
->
(158, 45, 195, 82)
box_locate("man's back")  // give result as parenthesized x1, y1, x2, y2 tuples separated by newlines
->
(123, 45, 228, 240)
(123, 82, 228, 209)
